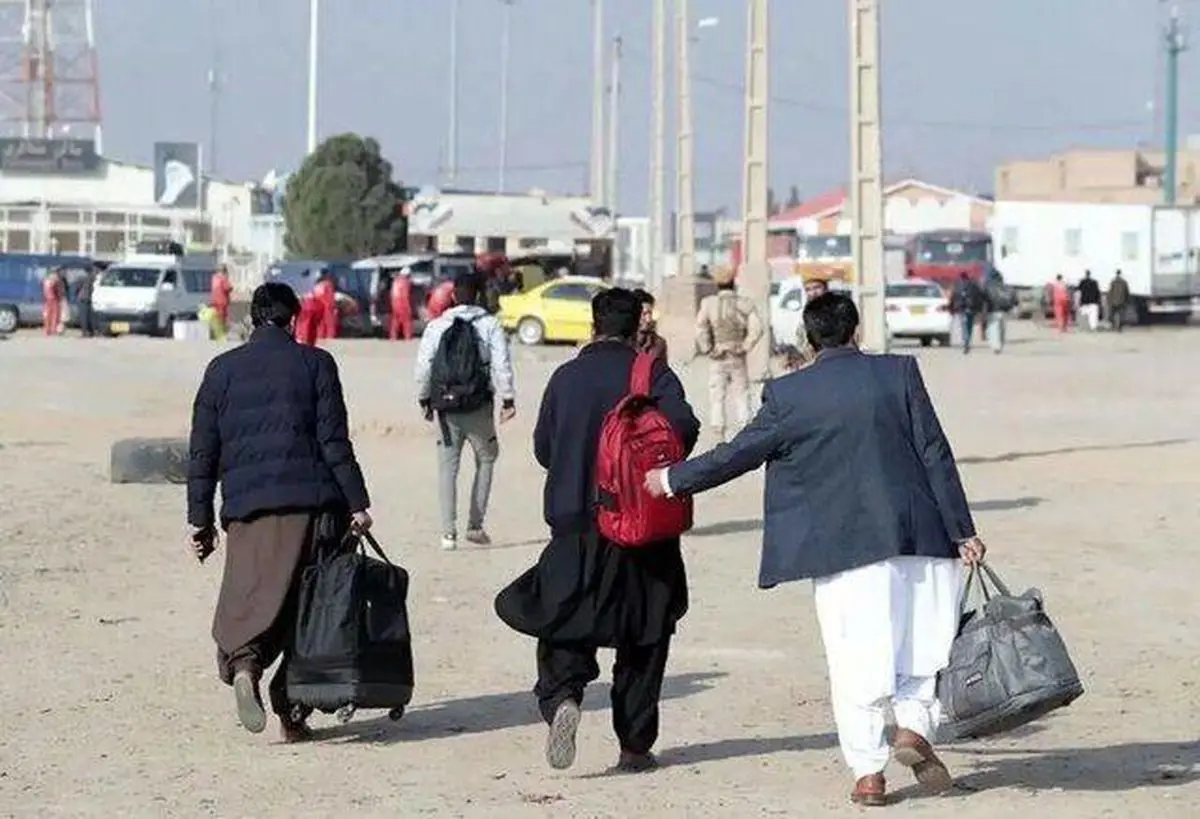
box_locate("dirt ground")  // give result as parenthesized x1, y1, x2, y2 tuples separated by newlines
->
(0, 321, 1197, 818)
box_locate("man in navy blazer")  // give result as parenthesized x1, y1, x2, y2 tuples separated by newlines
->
(646, 293, 986, 806)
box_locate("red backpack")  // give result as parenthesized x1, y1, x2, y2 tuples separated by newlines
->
(595, 352, 694, 547)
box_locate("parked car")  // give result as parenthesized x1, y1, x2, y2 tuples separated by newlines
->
(885, 279, 952, 347)
(263, 260, 381, 337)
(0, 253, 99, 334)
(498, 276, 609, 345)
(350, 253, 476, 334)
(91, 253, 217, 337)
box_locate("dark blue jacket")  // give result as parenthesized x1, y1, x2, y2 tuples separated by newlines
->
(187, 326, 370, 529)
(667, 348, 975, 586)
(535, 340, 701, 536)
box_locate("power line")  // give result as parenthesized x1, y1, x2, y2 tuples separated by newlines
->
(621, 46, 1148, 134)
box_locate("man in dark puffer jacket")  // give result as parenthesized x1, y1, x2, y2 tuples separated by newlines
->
(187, 281, 372, 742)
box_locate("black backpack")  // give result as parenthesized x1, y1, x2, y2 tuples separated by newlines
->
(428, 314, 491, 413)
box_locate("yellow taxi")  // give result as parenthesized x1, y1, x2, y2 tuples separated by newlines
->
(499, 276, 610, 345)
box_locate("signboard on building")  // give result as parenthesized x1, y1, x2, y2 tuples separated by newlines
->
(153, 141, 203, 208)
(0, 138, 99, 173)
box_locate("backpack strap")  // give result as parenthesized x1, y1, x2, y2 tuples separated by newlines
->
(629, 351, 656, 396)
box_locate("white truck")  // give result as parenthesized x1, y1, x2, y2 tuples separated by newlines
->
(991, 200, 1200, 322)
(91, 244, 218, 337)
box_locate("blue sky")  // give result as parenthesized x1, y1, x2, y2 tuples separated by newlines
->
(98, 0, 1195, 211)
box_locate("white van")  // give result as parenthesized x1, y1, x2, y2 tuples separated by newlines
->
(91, 251, 217, 337)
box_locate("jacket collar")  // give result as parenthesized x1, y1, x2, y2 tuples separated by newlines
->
(578, 338, 634, 356)
(248, 325, 294, 344)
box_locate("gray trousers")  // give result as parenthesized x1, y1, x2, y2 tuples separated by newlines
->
(436, 404, 499, 537)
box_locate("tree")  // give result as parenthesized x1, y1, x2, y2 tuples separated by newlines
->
(786, 184, 802, 210)
(283, 133, 408, 259)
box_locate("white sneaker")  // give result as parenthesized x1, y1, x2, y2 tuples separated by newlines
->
(441, 535, 458, 551)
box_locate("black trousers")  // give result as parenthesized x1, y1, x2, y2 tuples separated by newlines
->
(1110, 304, 1125, 332)
(78, 301, 94, 337)
(535, 638, 671, 755)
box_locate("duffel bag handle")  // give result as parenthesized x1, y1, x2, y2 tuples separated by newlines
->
(959, 560, 1014, 613)
(352, 529, 398, 570)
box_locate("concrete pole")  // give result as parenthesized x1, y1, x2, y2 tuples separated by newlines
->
(590, 0, 607, 205)
(606, 35, 622, 216)
(849, 0, 887, 352)
(447, 0, 460, 185)
(648, 0, 667, 291)
(305, 0, 319, 154)
(675, 0, 696, 280)
(741, 0, 772, 382)
(498, 0, 513, 193)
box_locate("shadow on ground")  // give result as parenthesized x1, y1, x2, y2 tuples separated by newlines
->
(892, 740, 1200, 802)
(656, 731, 838, 768)
(960, 438, 1191, 466)
(312, 670, 725, 745)
(689, 496, 1044, 537)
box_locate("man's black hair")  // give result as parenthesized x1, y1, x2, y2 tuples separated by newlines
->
(453, 272, 480, 306)
(592, 287, 642, 341)
(632, 288, 655, 306)
(250, 281, 301, 329)
(803, 292, 859, 351)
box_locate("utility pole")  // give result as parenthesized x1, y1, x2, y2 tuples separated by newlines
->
(498, 0, 514, 193)
(742, 0, 771, 381)
(849, 0, 887, 353)
(675, 0, 696, 280)
(306, 0, 319, 154)
(447, 0, 460, 185)
(606, 35, 623, 215)
(1163, 3, 1186, 205)
(648, 0, 667, 291)
(590, 0, 607, 205)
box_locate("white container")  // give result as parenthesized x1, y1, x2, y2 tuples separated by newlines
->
(173, 320, 211, 341)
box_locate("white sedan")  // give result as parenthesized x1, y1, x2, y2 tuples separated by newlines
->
(885, 279, 952, 347)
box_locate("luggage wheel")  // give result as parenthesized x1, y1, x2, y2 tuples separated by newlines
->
(335, 704, 357, 724)
(388, 707, 405, 722)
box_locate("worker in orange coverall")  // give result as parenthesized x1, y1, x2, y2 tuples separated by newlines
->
(42, 268, 65, 336)
(388, 273, 414, 340)
(312, 271, 339, 340)
(210, 264, 234, 336)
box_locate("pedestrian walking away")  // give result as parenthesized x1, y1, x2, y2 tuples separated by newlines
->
(1050, 275, 1071, 333)
(983, 266, 1010, 354)
(1107, 269, 1130, 333)
(645, 293, 987, 806)
(75, 266, 98, 338)
(495, 287, 700, 774)
(415, 273, 516, 551)
(1077, 270, 1101, 332)
(388, 272, 414, 341)
(187, 282, 373, 743)
(949, 271, 987, 355)
(694, 268, 763, 441)
(41, 268, 65, 337)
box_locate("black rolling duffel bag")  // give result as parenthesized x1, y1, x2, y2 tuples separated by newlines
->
(287, 530, 414, 722)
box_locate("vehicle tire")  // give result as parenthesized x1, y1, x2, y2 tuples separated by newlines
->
(919, 336, 933, 347)
(109, 437, 189, 484)
(0, 305, 18, 334)
(158, 315, 176, 339)
(516, 316, 545, 345)
(937, 334, 952, 347)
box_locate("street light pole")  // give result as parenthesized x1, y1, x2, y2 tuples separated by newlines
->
(648, 0, 667, 291)
(742, 0, 771, 381)
(305, 0, 319, 154)
(498, 0, 513, 193)
(849, 0, 887, 352)
(675, 0, 696, 280)
(589, 0, 607, 205)
(606, 35, 622, 216)
(447, 0, 461, 185)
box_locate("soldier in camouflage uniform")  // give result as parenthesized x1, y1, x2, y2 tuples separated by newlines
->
(694, 269, 764, 441)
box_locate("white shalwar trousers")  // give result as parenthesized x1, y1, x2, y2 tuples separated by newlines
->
(812, 556, 963, 779)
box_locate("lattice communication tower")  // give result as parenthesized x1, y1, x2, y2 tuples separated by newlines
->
(0, 0, 102, 146)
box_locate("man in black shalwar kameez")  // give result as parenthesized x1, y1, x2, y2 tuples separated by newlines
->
(188, 282, 373, 742)
(495, 288, 701, 772)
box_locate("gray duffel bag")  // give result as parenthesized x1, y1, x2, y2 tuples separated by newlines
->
(937, 562, 1084, 740)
